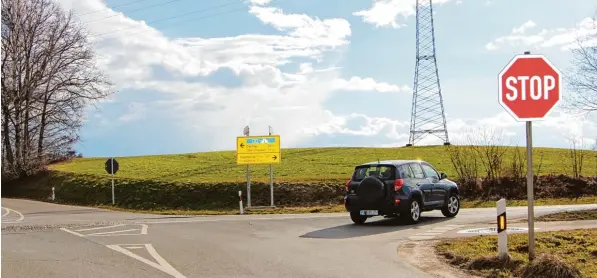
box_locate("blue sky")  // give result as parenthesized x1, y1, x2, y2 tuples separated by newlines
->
(59, 0, 597, 157)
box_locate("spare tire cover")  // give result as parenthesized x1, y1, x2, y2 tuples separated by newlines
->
(356, 176, 386, 205)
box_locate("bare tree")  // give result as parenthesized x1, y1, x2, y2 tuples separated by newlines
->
(1, 0, 112, 179)
(564, 16, 597, 114)
(467, 127, 509, 181)
(563, 135, 588, 178)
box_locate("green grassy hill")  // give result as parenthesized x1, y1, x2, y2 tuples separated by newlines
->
(5, 145, 594, 212)
(50, 146, 596, 183)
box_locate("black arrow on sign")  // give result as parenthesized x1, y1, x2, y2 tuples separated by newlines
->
(240, 143, 245, 148)
(272, 155, 277, 160)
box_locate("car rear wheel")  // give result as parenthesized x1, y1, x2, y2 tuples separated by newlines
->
(401, 198, 421, 224)
(441, 193, 460, 217)
(350, 211, 367, 225)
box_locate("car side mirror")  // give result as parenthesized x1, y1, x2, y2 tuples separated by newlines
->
(440, 172, 448, 180)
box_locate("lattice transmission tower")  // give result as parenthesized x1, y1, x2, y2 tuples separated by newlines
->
(406, 0, 450, 146)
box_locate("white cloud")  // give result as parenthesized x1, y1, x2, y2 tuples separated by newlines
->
(333, 77, 411, 93)
(248, 0, 273, 5)
(304, 111, 410, 140)
(303, 108, 597, 149)
(58, 0, 409, 151)
(353, 0, 454, 29)
(486, 17, 597, 51)
(512, 20, 536, 34)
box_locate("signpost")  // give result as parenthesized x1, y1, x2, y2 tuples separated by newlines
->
(105, 158, 119, 205)
(268, 126, 274, 207)
(237, 126, 281, 208)
(498, 51, 562, 260)
(496, 198, 508, 259)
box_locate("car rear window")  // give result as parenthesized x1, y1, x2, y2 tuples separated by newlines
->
(352, 165, 396, 181)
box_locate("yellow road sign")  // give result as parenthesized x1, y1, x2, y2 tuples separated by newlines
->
(236, 135, 281, 165)
(236, 135, 280, 154)
(237, 152, 281, 165)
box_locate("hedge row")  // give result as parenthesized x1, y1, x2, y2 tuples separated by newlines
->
(2, 171, 596, 210)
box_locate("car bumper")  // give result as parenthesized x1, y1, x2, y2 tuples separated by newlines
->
(344, 194, 409, 215)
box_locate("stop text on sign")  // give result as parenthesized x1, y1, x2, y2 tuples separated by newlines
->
(498, 54, 562, 121)
(505, 75, 556, 101)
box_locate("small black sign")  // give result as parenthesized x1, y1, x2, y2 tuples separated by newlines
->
(497, 212, 507, 233)
(105, 158, 119, 175)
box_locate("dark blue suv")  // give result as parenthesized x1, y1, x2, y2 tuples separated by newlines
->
(344, 160, 460, 225)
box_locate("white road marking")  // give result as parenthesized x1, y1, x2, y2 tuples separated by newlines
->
(88, 229, 139, 236)
(64, 224, 149, 237)
(407, 224, 467, 241)
(75, 224, 126, 232)
(1, 207, 25, 223)
(2, 208, 10, 217)
(126, 246, 144, 250)
(106, 244, 186, 278)
(60, 227, 86, 238)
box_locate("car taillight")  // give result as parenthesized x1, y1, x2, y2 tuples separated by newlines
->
(346, 180, 351, 191)
(394, 179, 404, 192)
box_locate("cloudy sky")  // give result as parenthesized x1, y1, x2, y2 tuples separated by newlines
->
(57, 0, 597, 157)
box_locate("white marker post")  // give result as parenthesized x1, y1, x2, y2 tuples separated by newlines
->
(239, 191, 244, 215)
(496, 198, 508, 259)
(52, 187, 55, 201)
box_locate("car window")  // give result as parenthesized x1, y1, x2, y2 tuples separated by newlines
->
(421, 164, 440, 180)
(408, 163, 425, 179)
(353, 165, 396, 181)
(398, 165, 414, 179)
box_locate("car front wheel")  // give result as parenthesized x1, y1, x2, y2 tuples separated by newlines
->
(350, 211, 367, 225)
(441, 193, 460, 217)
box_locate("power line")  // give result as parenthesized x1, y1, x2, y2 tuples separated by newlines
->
(89, 6, 247, 39)
(81, 0, 190, 24)
(75, 0, 157, 16)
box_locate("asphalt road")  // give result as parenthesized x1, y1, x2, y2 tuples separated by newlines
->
(2, 198, 597, 278)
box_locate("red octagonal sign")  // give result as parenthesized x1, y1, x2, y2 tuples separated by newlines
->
(498, 54, 562, 121)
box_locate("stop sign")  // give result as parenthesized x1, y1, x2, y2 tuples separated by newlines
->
(498, 54, 562, 121)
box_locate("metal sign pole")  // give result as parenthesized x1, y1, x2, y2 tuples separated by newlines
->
(247, 164, 251, 208)
(526, 120, 535, 260)
(522, 50, 535, 261)
(269, 126, 274, 207)
(111, 157, 115, 205)
(244, 126, 251, 208)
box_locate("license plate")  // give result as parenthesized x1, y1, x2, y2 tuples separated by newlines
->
(360, 210, 378, 216)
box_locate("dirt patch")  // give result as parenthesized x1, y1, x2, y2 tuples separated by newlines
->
(398, 240, 481, 278)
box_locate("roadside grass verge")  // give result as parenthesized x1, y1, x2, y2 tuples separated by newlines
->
(460, 197, 597, 209)
(435, 229, 597, 278)
(95, 197, 597, 216)
(533, 209, 597, 222)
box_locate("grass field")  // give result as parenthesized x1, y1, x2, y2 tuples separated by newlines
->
(436, 229, 597, 277)
(50, 146, 597, 183)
